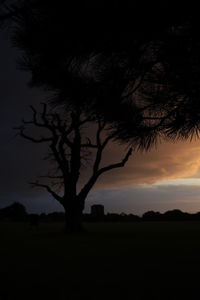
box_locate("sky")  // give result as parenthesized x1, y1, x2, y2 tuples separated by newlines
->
(1, 31, 200, 215)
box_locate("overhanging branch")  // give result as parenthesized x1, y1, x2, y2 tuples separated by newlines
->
(98, 147, 132, 175)
(30, 181, 63, 203)
(78, 147, 132, 200)
(16, 126, 52, 143)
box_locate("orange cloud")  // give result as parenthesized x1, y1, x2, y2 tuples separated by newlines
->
(93, 139, 200, 188)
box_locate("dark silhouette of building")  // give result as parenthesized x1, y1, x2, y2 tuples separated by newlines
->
(91, 205, 104, 218)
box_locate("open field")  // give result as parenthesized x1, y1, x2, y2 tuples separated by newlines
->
(1, 221, 200, 299)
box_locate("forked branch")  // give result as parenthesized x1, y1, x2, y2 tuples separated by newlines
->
(17, 126, 52, 143)
(98, 147, 132, 175)
(29, 181, 63, 204)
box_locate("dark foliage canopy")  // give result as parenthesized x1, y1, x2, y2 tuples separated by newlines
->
(1, 1, 200, 148)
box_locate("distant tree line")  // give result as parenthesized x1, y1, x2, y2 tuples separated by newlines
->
(1, 203, 200, 223)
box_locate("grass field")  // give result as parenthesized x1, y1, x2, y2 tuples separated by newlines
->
(1, 221, 200, 299)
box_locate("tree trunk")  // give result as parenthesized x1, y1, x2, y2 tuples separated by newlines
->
(64, 198, 85, 233)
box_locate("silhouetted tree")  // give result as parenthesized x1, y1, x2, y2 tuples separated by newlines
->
(163, 210, 191, 221)
(3, 1, 200, 147)
(2, 1, 200, 231)
(15, 103, 132, 232)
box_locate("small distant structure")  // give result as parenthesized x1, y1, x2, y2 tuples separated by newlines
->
(91, 205, 104, 218)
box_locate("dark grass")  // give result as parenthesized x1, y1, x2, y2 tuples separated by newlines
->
(1, 221, 200, 299)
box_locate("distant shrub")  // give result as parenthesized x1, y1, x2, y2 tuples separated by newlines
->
(142, 211, 161, 221)
(0, 202, 27, 222)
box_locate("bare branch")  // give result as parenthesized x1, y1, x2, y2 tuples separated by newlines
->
(81, 138, 98, 148)
(22, 105, 50, 128)
(29, 181, 63, 203)
(101, 132, 117, 148)
(63, 136, 73, 148)
(78, 145, 132, 202)
(98, 148, 132, 175)
(39, 175, 63, 179)
(96, 118, 106, 146)
(50, 111, 74, 147)
(16, 104, 72, 194)
(18, 127, 52, 143)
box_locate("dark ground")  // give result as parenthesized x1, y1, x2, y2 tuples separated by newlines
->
(0, 221, 200, 300)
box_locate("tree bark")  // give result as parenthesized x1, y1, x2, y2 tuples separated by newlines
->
(64, 197, 85, 233)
